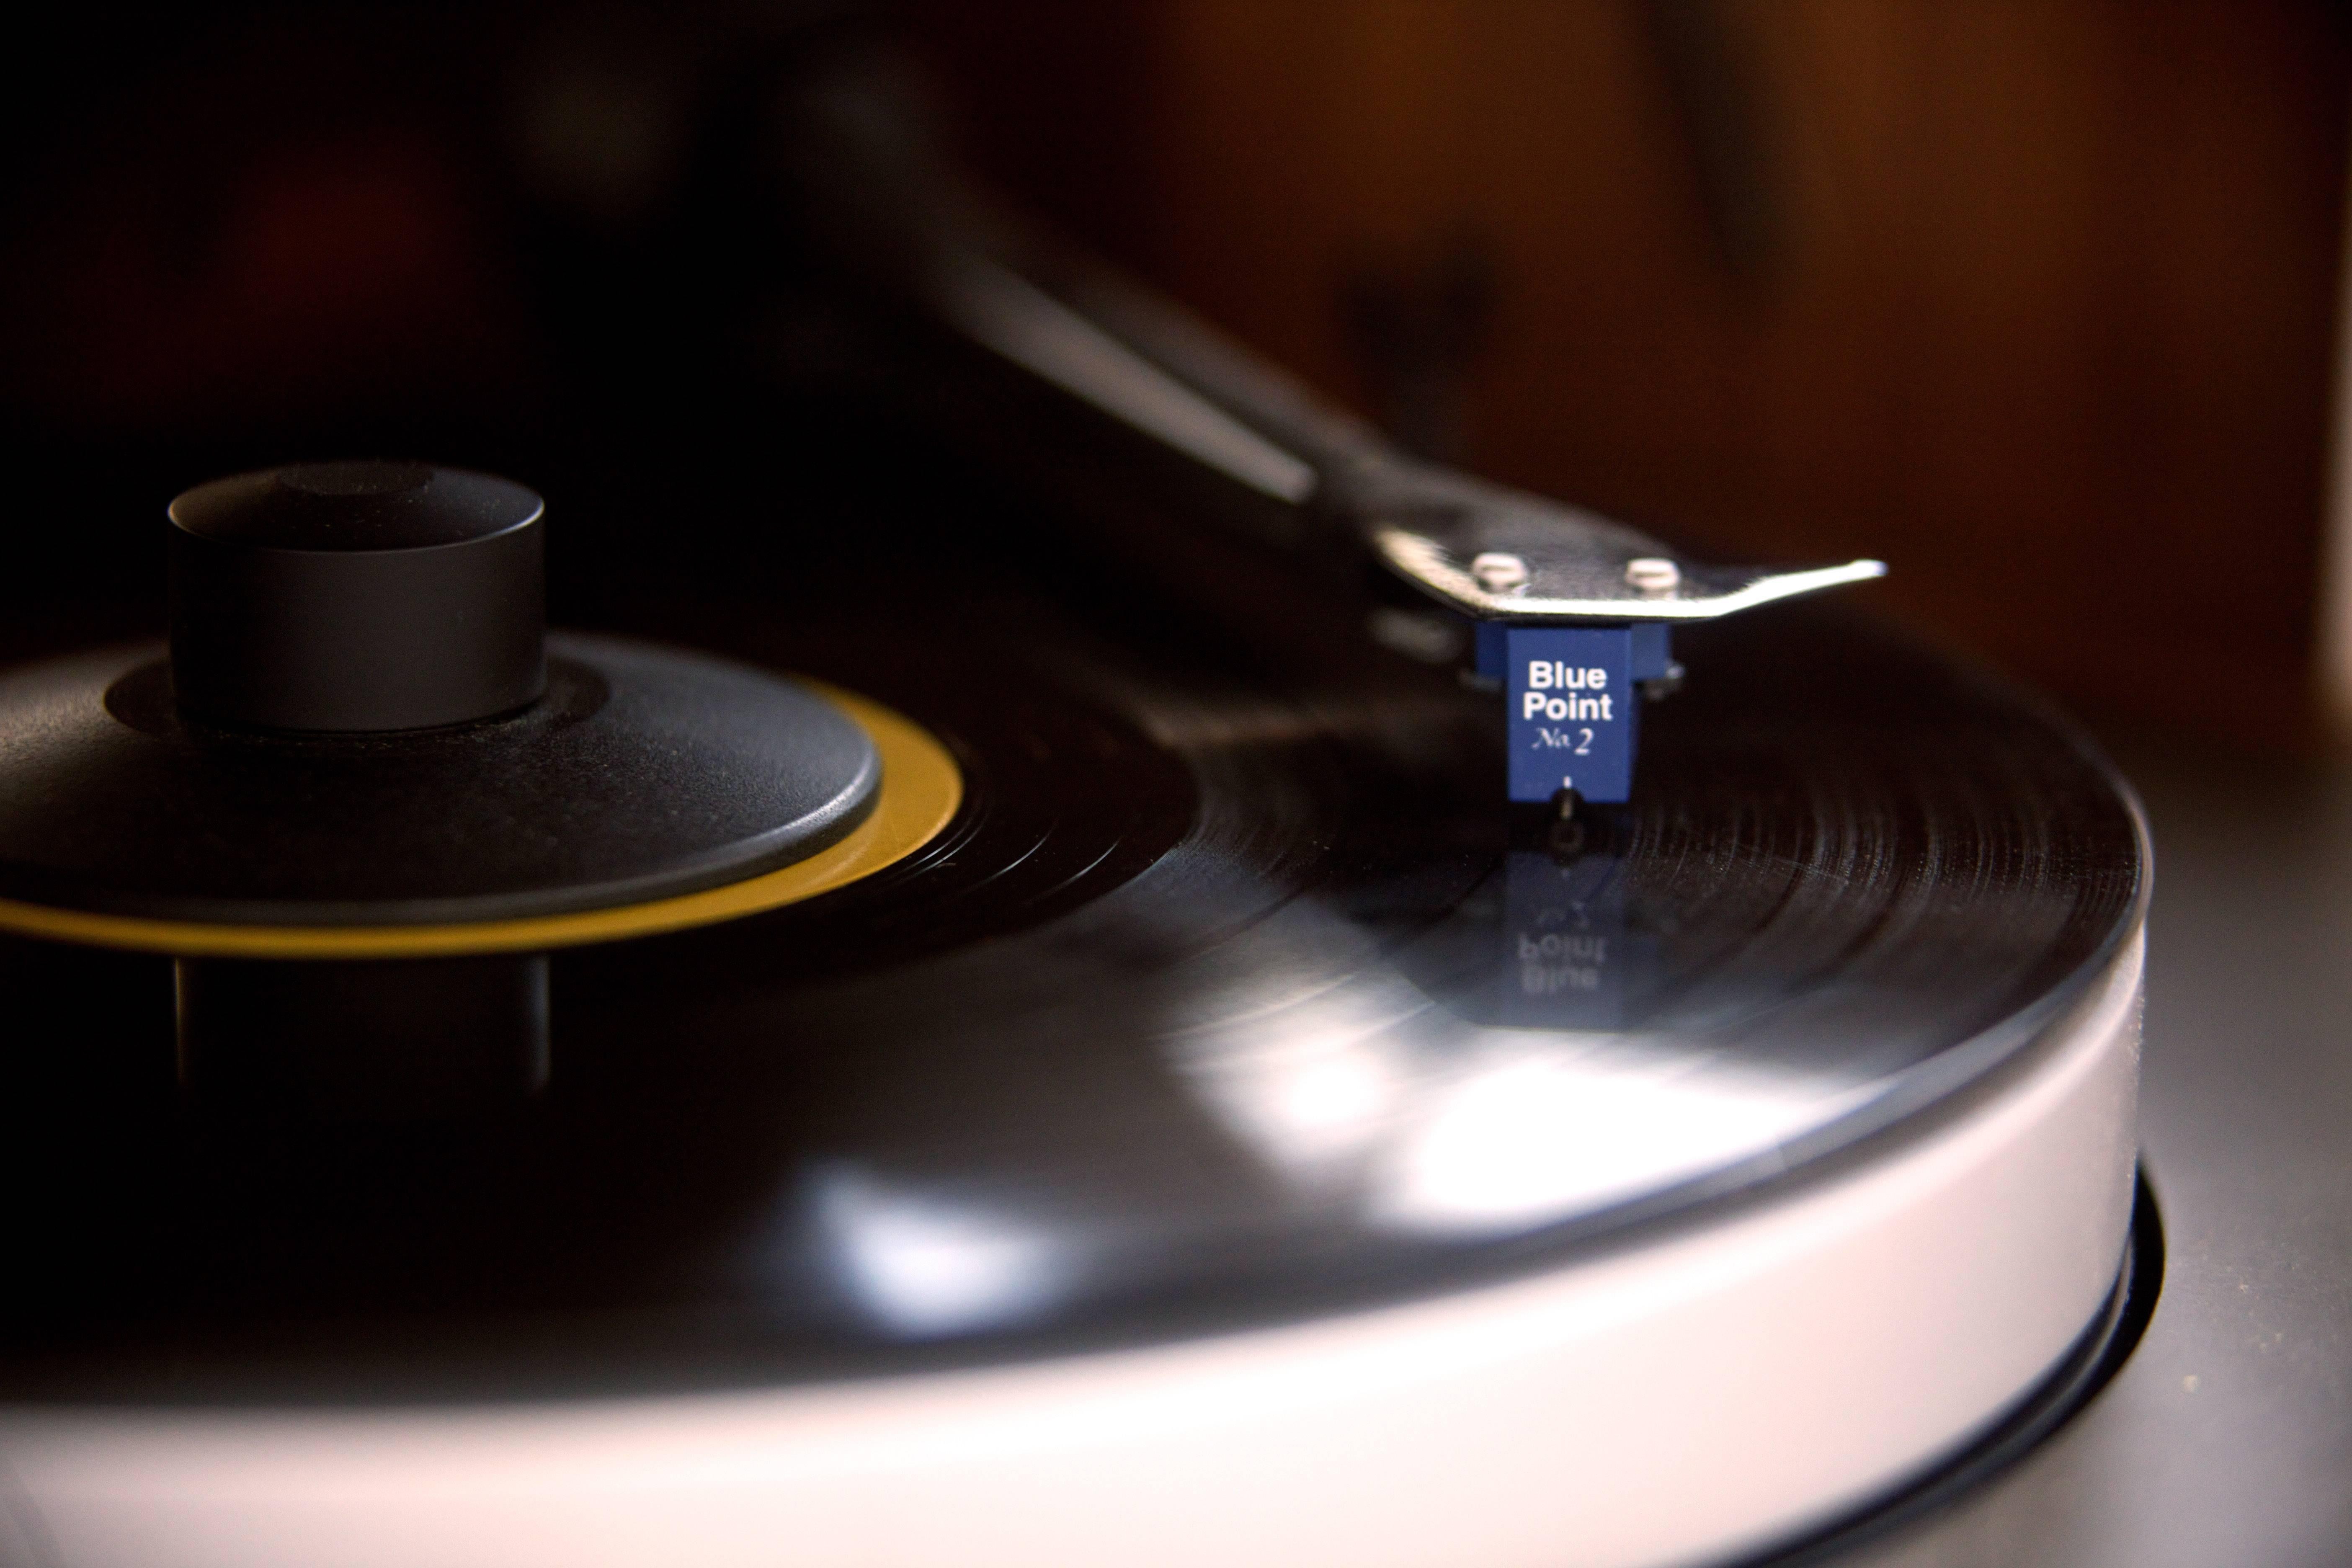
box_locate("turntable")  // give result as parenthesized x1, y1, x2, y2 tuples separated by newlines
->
(0, 21, 2159, 1568)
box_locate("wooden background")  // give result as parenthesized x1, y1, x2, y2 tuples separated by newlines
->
(918, 1, 2352, 746)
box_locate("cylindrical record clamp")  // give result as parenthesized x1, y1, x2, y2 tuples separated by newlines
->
(168, 461, 547, 732)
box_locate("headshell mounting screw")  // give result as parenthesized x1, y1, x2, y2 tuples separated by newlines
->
(1625, 557, 1681, 594)
(1471, 552, 1530, 592)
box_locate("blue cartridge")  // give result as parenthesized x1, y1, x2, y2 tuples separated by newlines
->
(1502, 624, 1639, 803)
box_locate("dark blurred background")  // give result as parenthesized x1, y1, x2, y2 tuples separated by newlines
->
(915, 0, 2352, 745)
(3, 1, 2347, 744)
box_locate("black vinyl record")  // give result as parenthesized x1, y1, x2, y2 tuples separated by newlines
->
(0, 555, 2143, 1406)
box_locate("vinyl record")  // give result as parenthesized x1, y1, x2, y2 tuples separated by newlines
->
(0, 583, 2141, 1403)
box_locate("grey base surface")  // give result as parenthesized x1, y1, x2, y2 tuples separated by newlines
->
(1829, 729, 2352, 1567)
